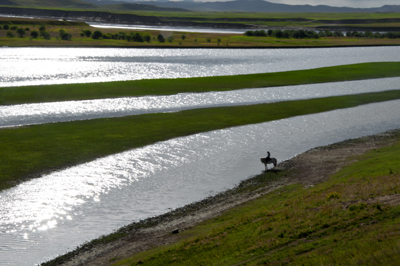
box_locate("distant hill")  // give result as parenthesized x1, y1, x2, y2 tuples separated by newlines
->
(0, 0, 190, 12)
(0, 0, 18, 6)
(377, 5, 400, 12)
(0, 0, 97, 8)
(115, 0, 400, 13)
(82, 0, 131, 5)
(2, 0, 400, 13)
(101, 3, 190, 11)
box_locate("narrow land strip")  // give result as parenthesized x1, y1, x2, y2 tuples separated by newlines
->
(1, 62, 400, 105)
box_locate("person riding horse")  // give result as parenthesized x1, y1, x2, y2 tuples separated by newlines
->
(260, 151, 277, 170)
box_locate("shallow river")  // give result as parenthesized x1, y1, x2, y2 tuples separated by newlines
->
(1, 100, 400, 265)
(1, 77, 399, 128)
(2, 46, 400, 87)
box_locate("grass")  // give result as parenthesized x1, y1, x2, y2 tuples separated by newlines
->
(2, 31, 400, 48)
(111, 135, 400, 266)
(110, 11, 400, 21)
(1, 90, 400, 192)
(2, 17, 400, 48)
(2, 62, 400, 105)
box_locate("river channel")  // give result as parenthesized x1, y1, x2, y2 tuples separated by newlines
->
(1, 47, 400, 265)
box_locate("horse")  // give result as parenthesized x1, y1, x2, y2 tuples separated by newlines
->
(260, 157, 277, 170)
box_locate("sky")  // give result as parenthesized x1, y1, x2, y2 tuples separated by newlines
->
(196, 0, 399, 8)
(264, 0, 398, 8)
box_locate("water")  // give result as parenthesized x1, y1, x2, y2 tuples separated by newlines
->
(1, 77, 399, 128)
(89, 22, 247, 34)
(1, 100, 400, 265)
(2, 46, 400, 87)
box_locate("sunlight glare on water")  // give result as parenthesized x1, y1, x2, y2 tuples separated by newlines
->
(89, 22, 247, 34)
(1, 77, 400, 128)
(1, 100, 400, 265)
(2, 47, 400, 87)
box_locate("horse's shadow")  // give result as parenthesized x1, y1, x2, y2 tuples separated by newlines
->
(262, 168, 280, 174)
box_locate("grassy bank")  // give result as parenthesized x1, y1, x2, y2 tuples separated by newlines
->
(2, 62, 400, 105)
(2, 30, 400, 48)
(2, 90, 400, 191)
(112, 133, 400, 266)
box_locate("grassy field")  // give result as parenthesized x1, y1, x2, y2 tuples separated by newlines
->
(2, 16, 400, 48)
(112, 136, 400, 266)
(1, 90, 400, 192)
(2, 62, 400, 105)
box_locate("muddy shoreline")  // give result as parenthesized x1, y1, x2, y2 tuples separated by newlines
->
(42, 128, 400, 266)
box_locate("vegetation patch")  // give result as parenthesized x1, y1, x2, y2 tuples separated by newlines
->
(244, 29, 400, 39)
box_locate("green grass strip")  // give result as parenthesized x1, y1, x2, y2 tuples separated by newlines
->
(1, 62, 400, 105)
(1, 90, 400, 191)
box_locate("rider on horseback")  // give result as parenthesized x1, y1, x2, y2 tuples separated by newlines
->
(266, 151, 271, 162)
(261, 151, 277, 170)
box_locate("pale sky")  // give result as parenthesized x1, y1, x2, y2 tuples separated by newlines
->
(196, 0, 399, 8)
(265, 0, 398, 8)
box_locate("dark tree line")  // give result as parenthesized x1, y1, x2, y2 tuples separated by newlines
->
(90, 30, 151, 42)
(346, 31, 400, 39)
(245, 29, 400, 39)
(3, 24, 50, 39)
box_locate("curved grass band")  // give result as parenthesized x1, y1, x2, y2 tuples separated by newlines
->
(1, 62, 400, 105)
(1, 89, 400, 191)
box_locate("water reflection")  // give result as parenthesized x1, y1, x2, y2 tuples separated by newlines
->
(1, 100, 400, 265)
(90, 22, 247, 34)
(1, 78, 399, 128)
(2, 47, 400, 87)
